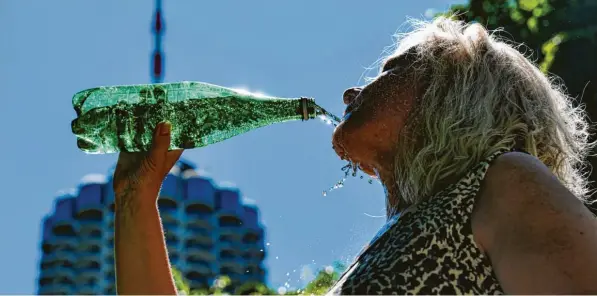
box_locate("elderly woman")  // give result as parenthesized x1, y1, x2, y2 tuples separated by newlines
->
(112, 17, 597, 294)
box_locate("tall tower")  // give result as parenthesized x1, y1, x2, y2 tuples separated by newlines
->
(37, 160, 267, 294)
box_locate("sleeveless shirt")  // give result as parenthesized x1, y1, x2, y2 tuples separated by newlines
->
(327, 149, 515, 295)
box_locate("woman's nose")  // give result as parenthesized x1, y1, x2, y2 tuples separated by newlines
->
(343, 87, 362, 104)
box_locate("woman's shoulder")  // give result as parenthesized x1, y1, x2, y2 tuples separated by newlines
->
(470, 151, 597, 293)
(471, 151, 578, 248)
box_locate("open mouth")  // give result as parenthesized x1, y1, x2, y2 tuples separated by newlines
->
(343, 103, 357, 120)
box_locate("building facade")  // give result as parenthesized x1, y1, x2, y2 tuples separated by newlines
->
(37, 160, 267, 295)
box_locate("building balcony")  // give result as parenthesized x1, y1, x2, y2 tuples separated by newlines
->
(52, 224, 78, 242)
(104, 269, 116, 283)
(167, 244, 180, 260)
(49, 249, 77, 267)
(77, 238, 102, 254)
(52, 273, 76, 288)
(40, 251, 59, 269)
(79, 286, 99, 295)
(76, 182, 104, 222)
(52, 197, 77, 236)
(216, 187, 243, 217)
(106, 233, 114, 249)
(75, 273, 100, 291)
(37, 270, 54, 288)
(76, 251, 101, 264)
(219, 229, 243, 245)
(38, 283, 73, 295)
(185, 226, 215, 246)
(185, 241, 216, 262)
(163, 219, 180, 233)
(104, 251, 115, 266)
(75, 259, 101, 278)
(218, 240, 239, 254)
(158, 195, 180, 224)
(185, 176, 216, 210)
(185, 258, 215, 275)
(76, 252, 102, 267)
(104, 283, 116, 295)
(243, 243, 266, 262)
(218, 218, 244, 239)
(160, 173, 183, 202)
(217, 189, 244, 238)
(185, 206, 217, 230)
(78, 220, 103, 238)
(41, 216, 54, 244)
(41, 239, 55, 258)
(219, 262, 245, 279)
(244, 264, 267, 282)
(51, 235, 79, 249)
(184, 270, 213, 291)
(170, 253, 180, 265)
(105, 211, 114, 227)
(219, 248, 243, 265)
(242, 227, 264, 244)
(165, 230, 181, 248)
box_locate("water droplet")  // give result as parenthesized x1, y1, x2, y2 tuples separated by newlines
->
(325, 266, 334, 274)
(259, 249, 264, 252)
(266, 242, 271, 246)
(276, 256, 279, 259)
(322, 191, 327, 197)
(286, 272, 290, 276)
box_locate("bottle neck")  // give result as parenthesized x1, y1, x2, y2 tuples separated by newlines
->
(300, 98, 312, 121)
(298, 97, 317, 121)
(296, 97, 342, 125)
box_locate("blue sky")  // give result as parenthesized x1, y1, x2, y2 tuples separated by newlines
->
(0, 0, 464, 293)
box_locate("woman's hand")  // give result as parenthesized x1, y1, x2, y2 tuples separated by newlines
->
(113, 122, 183, 199)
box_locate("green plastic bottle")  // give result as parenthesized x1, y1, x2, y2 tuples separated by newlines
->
(71, 81, 340, 154)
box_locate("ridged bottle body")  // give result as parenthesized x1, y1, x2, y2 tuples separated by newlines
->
(71, 81, 319, 154)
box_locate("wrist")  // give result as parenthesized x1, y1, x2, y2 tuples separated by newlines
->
(114, 185, 160, 212)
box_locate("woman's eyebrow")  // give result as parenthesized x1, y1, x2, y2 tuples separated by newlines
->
(382, 46, 419, 72)
(382, 57, 401, 72)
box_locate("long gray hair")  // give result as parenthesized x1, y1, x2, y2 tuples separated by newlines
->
(377, 17, 593, 208)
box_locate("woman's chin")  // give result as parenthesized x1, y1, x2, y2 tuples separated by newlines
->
(359, 164, 378, 178)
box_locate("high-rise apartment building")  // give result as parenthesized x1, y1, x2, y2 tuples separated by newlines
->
(37, 160, 267, 294)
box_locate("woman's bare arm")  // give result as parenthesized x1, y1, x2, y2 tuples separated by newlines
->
(115, 187, 176, 295)
(473, 152, 597, 294)
(113, 122, 183, 295)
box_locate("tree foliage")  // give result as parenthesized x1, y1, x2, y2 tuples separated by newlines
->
(173, 262, 346, 295)
(445, 0, 597, 208)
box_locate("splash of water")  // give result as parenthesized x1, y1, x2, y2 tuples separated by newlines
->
(322, 162, 375, 196)
(315, 106, 341, 127)
(314, 106, 374, 195)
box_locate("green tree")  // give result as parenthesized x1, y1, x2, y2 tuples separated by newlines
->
(172, 262, 345, 295)
(445, 0, 597, 209)
(299, 262, 345, 295)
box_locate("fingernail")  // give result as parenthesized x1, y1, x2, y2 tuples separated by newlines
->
(160, 122, 171, 136)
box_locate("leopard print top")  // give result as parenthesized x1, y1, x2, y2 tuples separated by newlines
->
(327, 149, 512, 295)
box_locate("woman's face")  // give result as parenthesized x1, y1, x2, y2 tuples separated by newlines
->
(332, 52, 418, 177)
